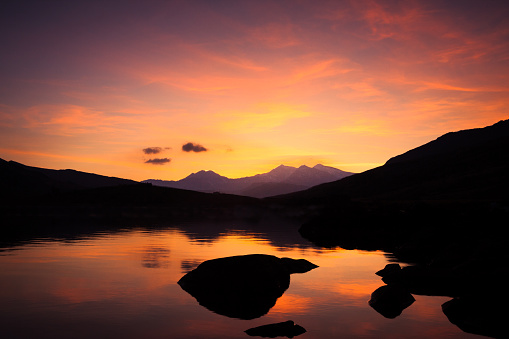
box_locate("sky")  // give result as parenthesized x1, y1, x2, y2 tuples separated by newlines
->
(1, 0, 509, 181)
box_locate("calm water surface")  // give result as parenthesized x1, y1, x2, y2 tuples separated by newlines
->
(0, 221, 481, 338)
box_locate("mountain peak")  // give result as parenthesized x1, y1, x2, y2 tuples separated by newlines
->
(313, 164, 327, 170)
(272, 164, 296, 171)
(186, 170, 223, 179)
(260, 165, 297, 182)
(312, 164, 353, 176)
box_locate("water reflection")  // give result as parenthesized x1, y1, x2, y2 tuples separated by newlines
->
(370, 262, 507, 338)
(141, 246, 170, 268)
(0, 220, 479, 339)
(180, 259, 202, 273)
(173, 218, 317, 250)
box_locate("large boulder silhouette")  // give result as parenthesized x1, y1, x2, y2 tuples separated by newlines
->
(178, 254, 318, 319)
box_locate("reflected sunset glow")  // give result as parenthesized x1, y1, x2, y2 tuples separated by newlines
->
(0, 225, 477, 338)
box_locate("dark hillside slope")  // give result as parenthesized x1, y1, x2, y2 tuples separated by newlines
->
(386, 119, 509, 165)
(271, 119, 509, 203)
(3, 182, 261, 222)
(1, 158, 57, 199)
(1, 183, 262, 244)
(0, 159, 136, 202)
(8, 160, 136, 189)
(240, 182, 307, 198)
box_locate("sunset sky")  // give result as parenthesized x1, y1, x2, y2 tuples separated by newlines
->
(1, 0, 508, 181)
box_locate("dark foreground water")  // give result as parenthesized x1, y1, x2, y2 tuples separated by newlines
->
(0, 220, 481, 338)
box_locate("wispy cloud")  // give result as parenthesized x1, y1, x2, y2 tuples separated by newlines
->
(145, 158, 171, 165)
(21, 104, 141, 136)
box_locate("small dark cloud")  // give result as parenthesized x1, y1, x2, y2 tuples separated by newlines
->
(143, 147, 163, 155)
(182, 142, 208, 153)
(145, 158, 171, 165)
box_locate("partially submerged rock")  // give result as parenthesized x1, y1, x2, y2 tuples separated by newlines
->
(375, 263, 401, 277)
(442, 297, 506, 339)
(178, 254, 318, 319)
(368, 285, 415, 318)
(279, 257, 318, 274)
(376, 263, 463, 297)
(245, 320, 306, 338)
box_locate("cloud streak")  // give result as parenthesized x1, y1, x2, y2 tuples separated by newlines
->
(145, 158, 171, 165)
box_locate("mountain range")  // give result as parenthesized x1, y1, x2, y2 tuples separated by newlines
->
(2, 119, 508, 206)
(143, 164, 354, 198)
(0, 158, 352, 202)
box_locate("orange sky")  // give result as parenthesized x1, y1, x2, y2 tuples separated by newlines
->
(1, 0, 508, 181)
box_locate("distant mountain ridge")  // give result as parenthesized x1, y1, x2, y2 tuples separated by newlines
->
(143, 164, 354, 198)
(2, 119, 507, 215)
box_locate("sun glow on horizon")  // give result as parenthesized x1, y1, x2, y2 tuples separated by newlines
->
(1, 1, 508, 181)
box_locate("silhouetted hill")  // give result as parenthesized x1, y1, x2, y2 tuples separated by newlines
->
(240, 182, 308, 199)
(271, 119, 509, 203)
(50, 182, 257, 207)
(1, 158, 56, 200)
(1, 182, 263, 237)
(144, 164, 354, 198)
(0, 159, 260, 221)
(0, 159, 136, 201)
(386, 119, 509, 165)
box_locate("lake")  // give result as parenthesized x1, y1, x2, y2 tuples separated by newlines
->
(0, 219, 480, 338)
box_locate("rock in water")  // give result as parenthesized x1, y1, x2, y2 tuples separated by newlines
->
(280, 257, 319, 273)
(375, 263, 402, 277)
(368, 285, 415, 318)
(442, 297, 506, 338)
(178, 254, 318, 319)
